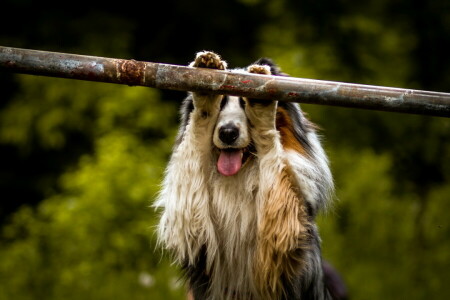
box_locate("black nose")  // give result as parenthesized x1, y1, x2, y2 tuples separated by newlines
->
(219, 124, 239, 145)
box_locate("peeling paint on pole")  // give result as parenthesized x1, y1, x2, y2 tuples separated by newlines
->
(0, 46, 449, 117)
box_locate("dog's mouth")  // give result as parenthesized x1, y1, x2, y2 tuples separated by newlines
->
(216, 146, 253, 176)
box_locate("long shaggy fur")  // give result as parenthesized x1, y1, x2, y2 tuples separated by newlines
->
(154, 51, 334, 300)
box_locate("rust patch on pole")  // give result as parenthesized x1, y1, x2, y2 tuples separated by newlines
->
(117, 59, 146, 86)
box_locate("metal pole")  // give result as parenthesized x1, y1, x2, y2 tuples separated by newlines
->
(0, 46, 449, 117)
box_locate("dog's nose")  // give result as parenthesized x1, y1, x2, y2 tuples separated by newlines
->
(219, 124, 239, 145)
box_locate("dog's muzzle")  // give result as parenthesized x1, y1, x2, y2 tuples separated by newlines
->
(216, 123, 241, 177)
(216, 123, 254, 177)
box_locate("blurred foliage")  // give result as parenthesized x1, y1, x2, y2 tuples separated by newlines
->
(0, 0, 449, 299)
(318, 149, 450, 299)
(0, 75, 182, 299)
(0, 131, 183, 299)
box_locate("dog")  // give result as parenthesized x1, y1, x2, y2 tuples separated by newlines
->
(155, 51, 336, 299)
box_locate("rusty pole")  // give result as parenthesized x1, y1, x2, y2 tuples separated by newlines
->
(0, 46, 449, 117)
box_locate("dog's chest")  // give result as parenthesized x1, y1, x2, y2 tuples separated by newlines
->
(210, 163, 259, 243)
(204, 164, 262, 297)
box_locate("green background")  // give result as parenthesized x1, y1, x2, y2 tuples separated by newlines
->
(0, 0, 449, 299)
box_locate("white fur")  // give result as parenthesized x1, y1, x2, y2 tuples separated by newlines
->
(213, 96, 250, 149)
(285, 132, 333, 213)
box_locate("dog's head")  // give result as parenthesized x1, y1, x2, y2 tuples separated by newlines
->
(178, 58, 298, 177)
(213, 95, 252, 176)
(212, 58, 285, 177)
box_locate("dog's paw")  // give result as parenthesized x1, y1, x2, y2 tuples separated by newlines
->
(190, 51, 227, 70)
(247, 64, 271, 75)
(189, 51, 227, 115)
(244, 64, 276, 110)
(244, 64, 277, 128)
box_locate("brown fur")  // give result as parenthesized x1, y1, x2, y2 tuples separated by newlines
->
(255, 164, 311, 299)
(276, 107, 307, 155)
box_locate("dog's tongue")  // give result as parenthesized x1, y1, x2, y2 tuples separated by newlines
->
(217, 150, 243, 176)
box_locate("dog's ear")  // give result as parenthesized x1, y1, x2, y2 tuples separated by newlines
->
(251, 58, 287, 76)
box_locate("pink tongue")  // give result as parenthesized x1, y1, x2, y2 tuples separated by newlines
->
(217, 150, 243, 176)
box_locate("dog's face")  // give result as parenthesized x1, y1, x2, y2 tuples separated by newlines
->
(213, 95, 252, 176)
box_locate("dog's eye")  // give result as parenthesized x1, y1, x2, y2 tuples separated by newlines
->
(239, 97, 246, 108)
(220, 96, 229, 111)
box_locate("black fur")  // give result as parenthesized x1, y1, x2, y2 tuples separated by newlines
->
(185, 234, 334, 299)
